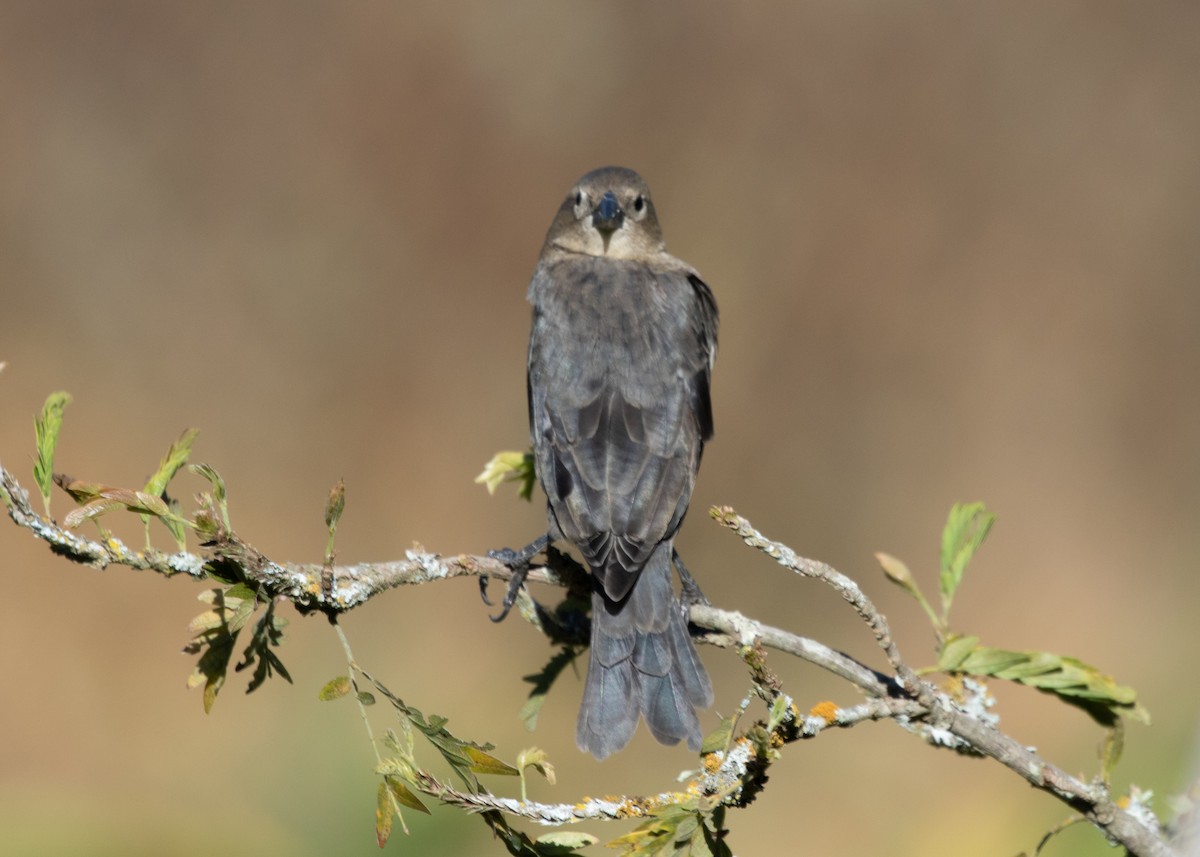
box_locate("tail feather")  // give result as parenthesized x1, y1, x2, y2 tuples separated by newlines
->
(666, 602, 712, 708)
(575, 544, 712, 760)
(575, 639, 639, 759)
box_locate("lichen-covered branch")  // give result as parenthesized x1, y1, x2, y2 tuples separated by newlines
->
(2, 461, 570, 611)
(688, 603, 893, 697)
(705, 507, 1176, 857)
(0, 460, 1178, 856)
(710, 505, 923, 698)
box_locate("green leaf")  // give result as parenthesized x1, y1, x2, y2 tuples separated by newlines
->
(767, 695, 793, 734)
(701, 714, 736, 755)
(201, 557, 242, 585)
(201, 670, 224, 713)
(476, 449, 537, 501)
(190, 463, 229, 528)
(942, 641, 1148, 725)
(142, 429, 199, 547)
(33, 391, 71, 516)
(938, 502, 996, 620)
(382, 727, 409, 757)
(516, 746, 556, 803)
(185, 613, 236, 715)
(385, 775, 430, 814)
(517, 747, 556, 783)
(366, 672, 516, 794)
(184, 586, 287, 713)
(224, 581, 257, 604)
(222, 583, 257, 630)
(162, 492, 187, 551)
(401, 703, 492, 792)
(144, 428, 199, 498)
(465, 745, 520, 776)
(534, 832, 598, 853)
(960, 646, 1033, 676)
(319, 676, 352, 701)
(1099, 720, 1124, 783)
(702, 806, 733, 857)
(375, 780, 394, 848)
(187, 610, 225, 633)
(608, 804, 709, 857)
(376, 755, 418, 782)
(937, 635, 980, 672)
(357, 691, 376, 706)
(520, 646, 577, 731)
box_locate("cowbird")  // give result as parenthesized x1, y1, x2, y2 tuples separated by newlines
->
(517, 166, 718, 759)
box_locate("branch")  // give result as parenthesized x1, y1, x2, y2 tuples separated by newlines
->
(704, 508, 1174, 857)
(0, 460, 1177, 856)
(2, 461, 570, 610)
(710, 505, 923, 698)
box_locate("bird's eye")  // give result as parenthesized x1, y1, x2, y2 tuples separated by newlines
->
(574, 191, 584, 206)
(633, 195, 645, 212)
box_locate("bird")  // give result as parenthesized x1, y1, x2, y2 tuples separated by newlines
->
(514, 165, 718, 759)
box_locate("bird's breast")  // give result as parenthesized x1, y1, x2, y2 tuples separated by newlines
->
(530, 258, 689, 376)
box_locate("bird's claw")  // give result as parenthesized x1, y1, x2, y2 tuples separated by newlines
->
(483, 535, 550, 622)
(478, 574, 495, 606)
(488, 566, 528, 623)
(486, 546, 524, 566)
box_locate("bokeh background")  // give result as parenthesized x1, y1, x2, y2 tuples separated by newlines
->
(2, 3, 1198, 855)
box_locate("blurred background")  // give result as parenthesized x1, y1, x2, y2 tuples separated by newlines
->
(2, 3, 1198, 855)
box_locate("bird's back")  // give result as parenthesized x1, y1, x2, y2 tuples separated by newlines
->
(527, 254, 712, 600)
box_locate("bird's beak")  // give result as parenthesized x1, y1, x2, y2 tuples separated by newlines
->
(592, 191, 624, 234)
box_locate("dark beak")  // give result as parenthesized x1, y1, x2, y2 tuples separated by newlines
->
(592, 191, 624, 233)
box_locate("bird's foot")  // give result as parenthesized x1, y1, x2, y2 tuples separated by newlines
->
(482, 534, 550, 622)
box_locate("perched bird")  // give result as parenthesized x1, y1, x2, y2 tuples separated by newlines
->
(519, 166, 718, 759)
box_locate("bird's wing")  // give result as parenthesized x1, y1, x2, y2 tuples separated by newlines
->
(528, 260, 718, 602)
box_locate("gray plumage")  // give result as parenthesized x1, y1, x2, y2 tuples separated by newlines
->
(526, 166, 717, 759)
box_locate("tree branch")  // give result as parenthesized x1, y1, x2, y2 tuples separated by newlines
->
(0, 460, 1177, 856)
(2, 461, 569, 607)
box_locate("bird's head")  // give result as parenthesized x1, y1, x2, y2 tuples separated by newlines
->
(544, 166, 665, 259)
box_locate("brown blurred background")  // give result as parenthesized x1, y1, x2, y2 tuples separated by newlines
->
(2, 3, 1198, 855)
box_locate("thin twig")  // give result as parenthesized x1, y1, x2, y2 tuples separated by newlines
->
(710, 505, 922, 697)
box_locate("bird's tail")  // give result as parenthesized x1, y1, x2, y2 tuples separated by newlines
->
(576, 543, 712, 760)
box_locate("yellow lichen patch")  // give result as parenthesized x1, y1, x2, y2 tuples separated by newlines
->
(616, 795, 660, 817)
(702, 752, 723, 774)
(809, 701, 839, 724)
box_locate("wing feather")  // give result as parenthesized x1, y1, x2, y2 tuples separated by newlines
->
(528, 259, 718, 601)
